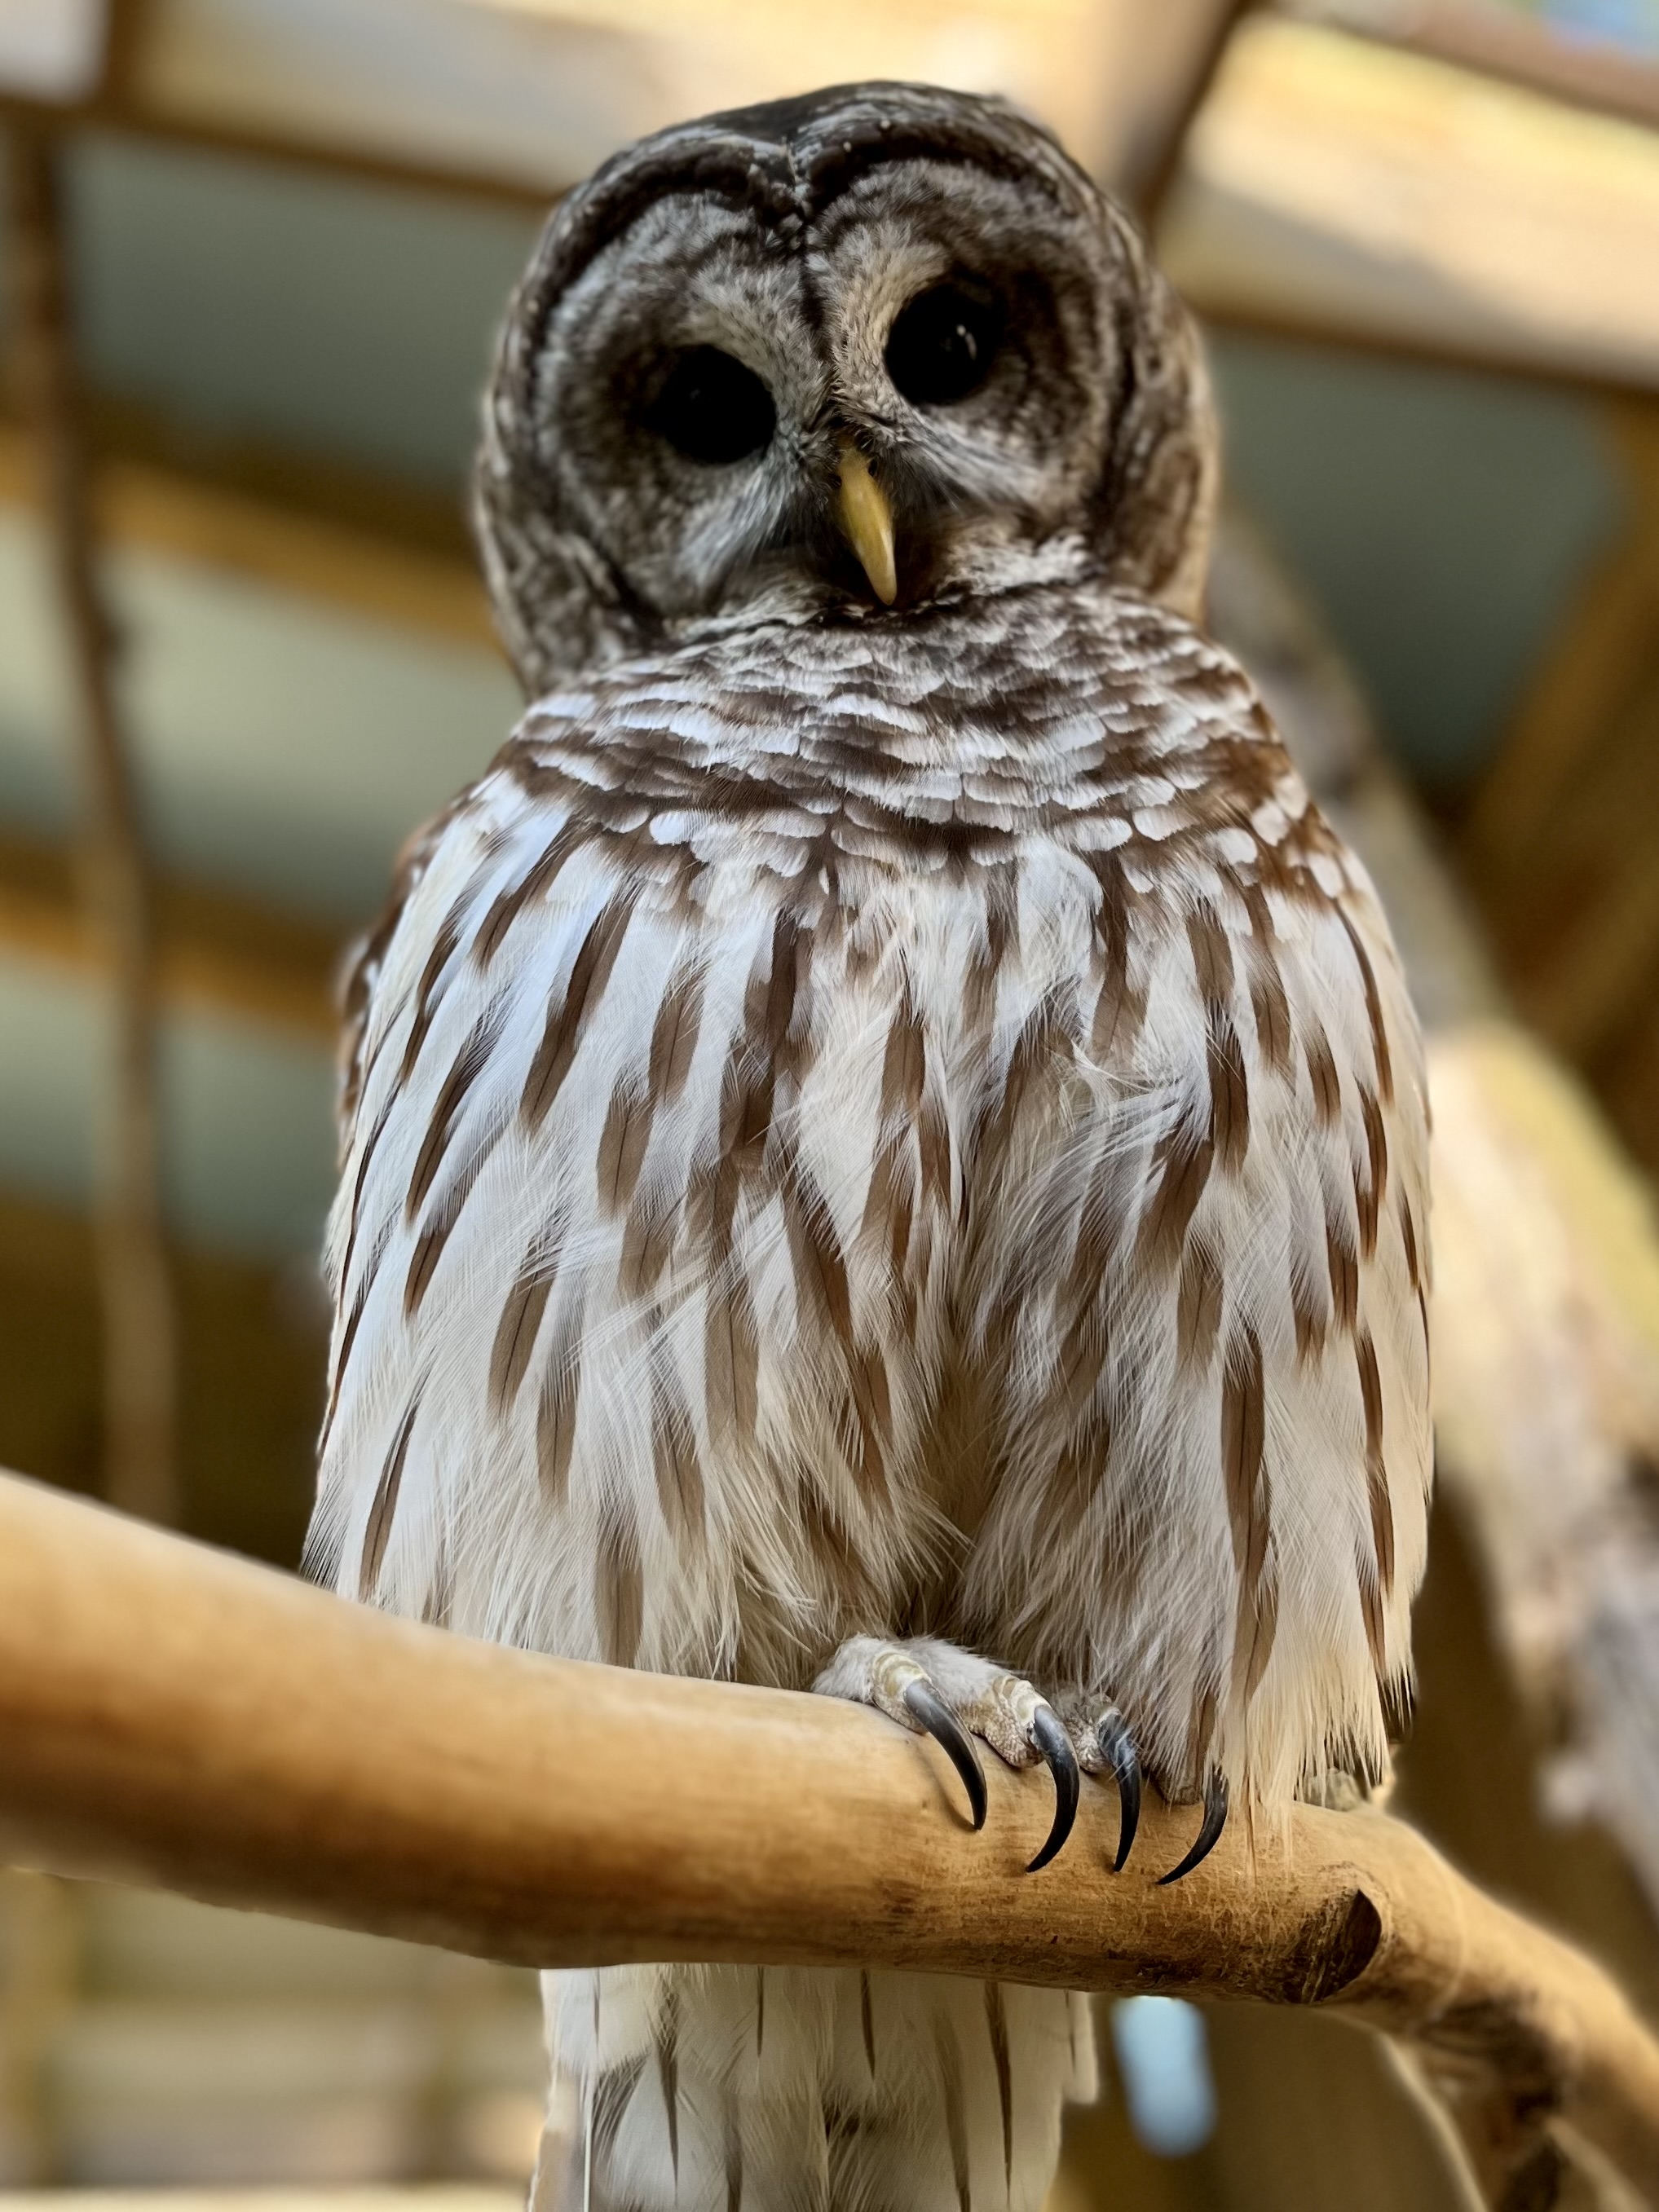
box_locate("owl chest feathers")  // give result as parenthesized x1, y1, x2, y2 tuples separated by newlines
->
(315, 588, 1430, 1802)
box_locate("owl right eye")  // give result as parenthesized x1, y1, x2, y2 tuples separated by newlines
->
(645, 346, 776, 465)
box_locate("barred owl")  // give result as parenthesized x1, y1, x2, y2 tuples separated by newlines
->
(308, 81, 1431, 2212)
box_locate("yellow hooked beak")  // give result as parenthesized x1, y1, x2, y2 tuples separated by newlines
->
(835, 441, 897, 606)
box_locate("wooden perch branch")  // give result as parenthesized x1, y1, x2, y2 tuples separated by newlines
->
(0, 1469, 1655, 2209)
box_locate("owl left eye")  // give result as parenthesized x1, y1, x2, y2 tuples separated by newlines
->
(885, 280, 1004, 408)
(645, 346, 776, 465)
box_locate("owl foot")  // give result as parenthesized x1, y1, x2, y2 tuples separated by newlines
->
(814, 1636, 1079, 1871)
(1064, 1705, 1224, 1879)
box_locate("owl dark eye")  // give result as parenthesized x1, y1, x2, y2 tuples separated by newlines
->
(885, 281, 1004, 407)
(645, 346, 776, 465)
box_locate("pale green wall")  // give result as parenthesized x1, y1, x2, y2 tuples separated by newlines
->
(1209, 332, 1626, 787)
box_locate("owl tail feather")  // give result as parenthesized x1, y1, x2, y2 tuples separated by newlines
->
(532, 1963, 1096, 2212)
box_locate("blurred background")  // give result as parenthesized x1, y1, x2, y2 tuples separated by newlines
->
(0, 0, 1657, 2206)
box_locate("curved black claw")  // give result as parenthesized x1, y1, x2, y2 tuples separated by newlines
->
(1158, 1772, 1229, 1887)
(902, 1678, 988, 1831)
(1095, 1708, 1142, 1873)
(1026, 1706, 1081, 1872)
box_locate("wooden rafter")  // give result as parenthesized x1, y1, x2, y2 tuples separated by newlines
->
(1315, 0, 1659, 134)
(0, 0, 1251, 214)
(0, 415, 494, 646)
(1159, 15, 1659, 394)
(1127, 0, 1254, 220)
(1455, 398, 1659, 1182)
(0, 825, 340, 1038)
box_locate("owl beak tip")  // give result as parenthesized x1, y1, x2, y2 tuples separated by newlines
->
(835, 441, 898, 606)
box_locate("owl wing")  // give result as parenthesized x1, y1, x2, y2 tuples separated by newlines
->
(952, 813, 1432, 1805)
(313, 766, 714, 1650)
(307, 753, 956, 1679)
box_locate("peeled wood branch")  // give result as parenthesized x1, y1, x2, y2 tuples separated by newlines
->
(1, 1474, 1656, 2203)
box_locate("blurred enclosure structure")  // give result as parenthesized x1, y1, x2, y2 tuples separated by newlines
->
(2, 0, 1659, 2205)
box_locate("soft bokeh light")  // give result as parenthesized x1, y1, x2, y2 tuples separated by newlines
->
(1110, 1998, 1219, 2160)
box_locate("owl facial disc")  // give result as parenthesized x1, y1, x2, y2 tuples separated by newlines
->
(476, 80, 1219, 698)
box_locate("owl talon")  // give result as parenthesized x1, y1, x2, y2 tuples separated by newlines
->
(1026, 1704, 1080, 1871)
(902, 1677, 988, 1831)
(1093, 1708, 1142, 1872)
(1158, 1772, 1229, 1885)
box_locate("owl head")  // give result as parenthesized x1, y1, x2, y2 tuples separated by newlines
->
(476, 81, 1217, 698)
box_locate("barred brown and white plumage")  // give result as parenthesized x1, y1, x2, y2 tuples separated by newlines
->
(307, 80, 1431, 2212)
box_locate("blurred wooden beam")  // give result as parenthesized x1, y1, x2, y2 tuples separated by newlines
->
(0, 825, 340, 1038)
(1454, 398, 1659, 1178)
(2, 0, 1224, 216)
(1193, 297, 1659, 409)
(1159, 16, 1659, 394)
(1124, 0, 1252, 218)
(0, 421, 496, 650)
(1306, 0, 1659, 134)
(0, 80, 556, 213)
